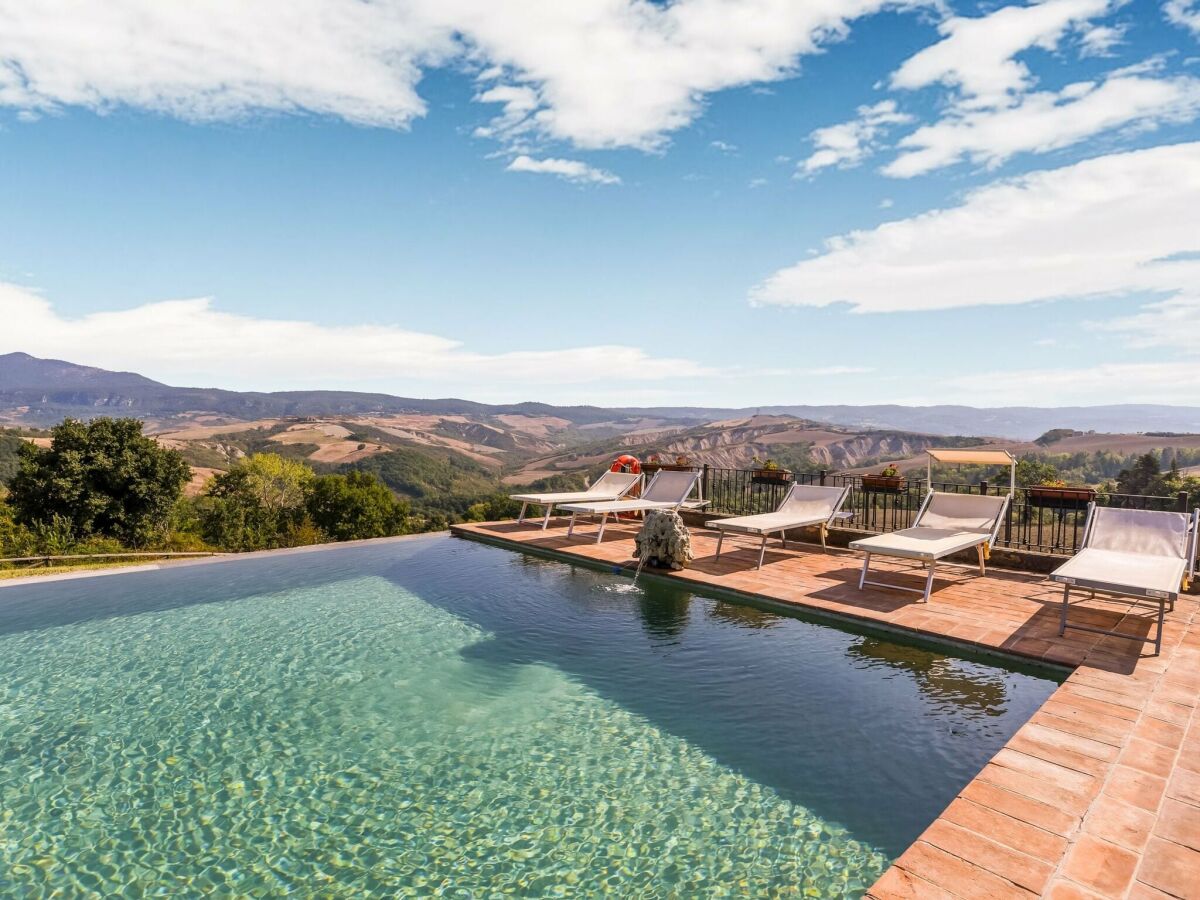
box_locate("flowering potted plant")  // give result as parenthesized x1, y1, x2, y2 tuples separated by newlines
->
(751, 456, 792, 485)
(1027, 479, 1095, 510)
(861, 464, 906, 493)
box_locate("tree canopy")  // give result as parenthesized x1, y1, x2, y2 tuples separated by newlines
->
(7, 418, 189, 546)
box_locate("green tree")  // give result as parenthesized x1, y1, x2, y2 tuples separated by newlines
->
(7, 418, 189, 546)
(1116, 453, 1164, 496)
(1015, 458, 1061, 487)
(306, 471, 412, 541)
(199, 454, 317, 551)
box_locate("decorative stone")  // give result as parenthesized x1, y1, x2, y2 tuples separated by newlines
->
(634, 510, 694, 570)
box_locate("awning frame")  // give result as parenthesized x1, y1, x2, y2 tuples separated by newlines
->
(925, 448, 1017, 497)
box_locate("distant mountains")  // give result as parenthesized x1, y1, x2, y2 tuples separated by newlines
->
(4, 351, 1200, 440)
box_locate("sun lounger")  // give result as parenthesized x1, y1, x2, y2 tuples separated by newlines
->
(1054, 505, 1198, 654)
(559, 470, 705, 543)
(509, 470, 642, 529)
(709, 483, 851, 569)
(850, 492, 1009, 602)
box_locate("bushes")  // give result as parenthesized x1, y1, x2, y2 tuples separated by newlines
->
(194, 455, 415, 551)
(306, 471, 413, 541)
(7, 418, 190, 547)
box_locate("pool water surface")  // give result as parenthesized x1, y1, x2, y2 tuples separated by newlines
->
(0, 535, 1061, 896)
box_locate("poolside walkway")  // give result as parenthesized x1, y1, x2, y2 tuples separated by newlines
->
(452, 518, 1200, 899)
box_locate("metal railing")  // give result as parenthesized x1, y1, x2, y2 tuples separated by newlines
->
(700, 466, 1187, 556)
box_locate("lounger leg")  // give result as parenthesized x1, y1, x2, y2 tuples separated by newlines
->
(1156, 598, 1165, 655)
(542, 504, 554, 530)
(819, 524, 827, 552)
(518, 502, 528, 524)
(1059, 585, 1070, 636)
(597, 513, 608, 543)
(781, 530, 787, 550)
(922, 561, 936, 603)
(976, 544, 986, 576)
(568, 512, 577, 538)
(859, 554, 871, 590)
(757, 534, 768, 569)
(715, 530, 725, 561)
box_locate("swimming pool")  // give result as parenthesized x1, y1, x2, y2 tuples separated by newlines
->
(0, 535, 1060, 896)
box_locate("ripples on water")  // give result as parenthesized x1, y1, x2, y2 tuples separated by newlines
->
(0, 536, 1060, 896)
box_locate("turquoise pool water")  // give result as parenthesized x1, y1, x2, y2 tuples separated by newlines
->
(0, 535, 1060, 896)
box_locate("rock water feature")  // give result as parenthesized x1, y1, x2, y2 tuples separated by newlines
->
(634, 510, 694, 571)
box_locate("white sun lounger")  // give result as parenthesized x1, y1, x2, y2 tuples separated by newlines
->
(850, 492, 1010, 603)
(559, 470, 705, 543)
(1054, 505, 1198, 654)
(709, 483, 851, 569)
(509, 470, 642, 530)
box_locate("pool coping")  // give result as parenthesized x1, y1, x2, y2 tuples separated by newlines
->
(452, 519, 1200, 899)
(0, 531, 452, 589)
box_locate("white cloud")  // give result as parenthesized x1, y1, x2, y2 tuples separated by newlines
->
(890, 0, 1114, 109)
(752, 141, 1200, 313)
(1079, 23, 1126, 56)
(799, 100, 912, 174)
(0, 285, 711, 391)
(1166, 0, 1200, 36)
(505, 155, 620, 184)
(711, 140, 738, 153)
(884, 71, 1200, 176)
(0, 0, 453, 128)
(0, 0, 925, 154)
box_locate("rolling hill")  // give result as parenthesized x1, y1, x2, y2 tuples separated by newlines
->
(6, 351, 1200, 439)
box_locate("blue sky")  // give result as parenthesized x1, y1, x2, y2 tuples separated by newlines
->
(1, 0, 1199, 407)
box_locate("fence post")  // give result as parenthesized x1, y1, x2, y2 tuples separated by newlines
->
(702, 464, 710, 504)
(980, 479, 988, 496)
(1178, 490, 1189, 513)
(819, 470, 826, 486)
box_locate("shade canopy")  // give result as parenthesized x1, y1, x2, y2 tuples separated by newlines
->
(926, 449, 1016, 466)
(926, 447, 1016, 496)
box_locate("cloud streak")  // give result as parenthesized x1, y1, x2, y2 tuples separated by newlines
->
(753, 141, 1200, 313)
(0, 284, 711, 393)
(506, 155, 620, 184)
(0, 0, 921, 153)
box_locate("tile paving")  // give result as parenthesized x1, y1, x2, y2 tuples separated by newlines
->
(451, 518, 1200, 899)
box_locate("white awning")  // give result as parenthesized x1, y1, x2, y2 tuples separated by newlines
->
(927, 449, 1016, 466)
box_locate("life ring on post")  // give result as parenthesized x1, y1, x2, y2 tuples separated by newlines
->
(610, 454, 641, 474)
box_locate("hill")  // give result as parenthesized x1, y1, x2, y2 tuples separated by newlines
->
(6, 352, 1200, 439)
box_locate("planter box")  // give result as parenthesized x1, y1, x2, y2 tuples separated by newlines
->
(751, 469, 792, 486)
(860, 475, 906, 493)
(642, 463, 699, 475)
(1027, 486, 1096, 511)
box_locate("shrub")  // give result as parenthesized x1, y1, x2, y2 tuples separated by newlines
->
(6, 418, 189, 546)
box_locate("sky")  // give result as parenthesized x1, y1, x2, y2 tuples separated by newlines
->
(1, 0, 1199, 408)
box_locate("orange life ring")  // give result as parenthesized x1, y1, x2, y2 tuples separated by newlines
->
(611, 454, 641, 474)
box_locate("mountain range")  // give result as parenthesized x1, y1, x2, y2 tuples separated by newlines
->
(3, 351, 1200, 440)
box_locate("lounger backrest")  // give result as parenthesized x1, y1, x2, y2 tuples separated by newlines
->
(1087, 507, 1189, 559)
(917, 492, 1007, 533)
(587, 470, 640, 495)
(642, 470, 700, 503)
(778, 484, 847, 521)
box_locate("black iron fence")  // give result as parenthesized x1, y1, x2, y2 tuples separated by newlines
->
(699, 467, 1187, 556)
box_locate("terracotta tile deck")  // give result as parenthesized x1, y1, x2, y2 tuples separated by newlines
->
(451, 518, 1200, 899)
